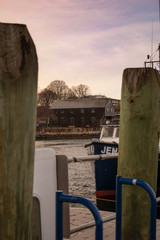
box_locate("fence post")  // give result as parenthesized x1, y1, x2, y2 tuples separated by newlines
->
(56, 155, 70, 238)
(0, 23, 38, 239)
(118, 68, 160, 239)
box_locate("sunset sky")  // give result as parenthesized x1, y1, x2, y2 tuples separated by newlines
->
(1, 0, 159, 98)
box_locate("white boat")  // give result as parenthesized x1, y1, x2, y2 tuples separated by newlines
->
(85, 124, 119, 155)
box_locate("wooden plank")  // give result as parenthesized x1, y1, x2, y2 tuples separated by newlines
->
(56, 155, 70, 239)
(0, 23, 38, 239)
(118, 68, 160, 240)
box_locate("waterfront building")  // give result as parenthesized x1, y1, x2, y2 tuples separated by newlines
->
(49, 96, 120, 128)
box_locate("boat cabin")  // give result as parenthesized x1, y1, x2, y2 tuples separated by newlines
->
(100, 125, 119, 144)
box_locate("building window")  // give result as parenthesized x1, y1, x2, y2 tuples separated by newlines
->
(70, 117, 74, 125)
(81, 108, 84, 113)
(91, 108, 95, 113)
(32, 197, 42, 240)
(55, 109, 58, 114)
(70, 109, 74, 113)
(81, 117, 85, 124)
(91, 117, 95, 123)
(61, 118, 64, 125)
(61, 109, 64, 114)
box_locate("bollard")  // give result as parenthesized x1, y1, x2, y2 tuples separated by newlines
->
(0, 23, 38, 239)
(118, 68, 160, 240)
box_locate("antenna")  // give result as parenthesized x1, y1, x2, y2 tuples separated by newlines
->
(144, 1, 160, 72)
(151, 21, 153, 62)
(159, 0, 160, 37)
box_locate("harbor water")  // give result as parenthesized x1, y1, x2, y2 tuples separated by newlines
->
(35, 139, 96, 203)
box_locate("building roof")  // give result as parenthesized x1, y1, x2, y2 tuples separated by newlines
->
(50, 98, 108, 109)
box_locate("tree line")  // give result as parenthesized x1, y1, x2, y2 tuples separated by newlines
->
(38, 80, 91, 107)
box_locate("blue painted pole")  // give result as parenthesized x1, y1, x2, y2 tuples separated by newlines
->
(116, 176, 122, 240)
(56, 191, 103, 240)
(116, 176, 157, 240)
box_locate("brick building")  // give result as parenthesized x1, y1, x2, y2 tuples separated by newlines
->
(50, 97, 108, 128)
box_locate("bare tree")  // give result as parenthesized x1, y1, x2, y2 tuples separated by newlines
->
(71, 84, 90, 98)
(38, 89, 56, 107)
(47, 80, 69, 99)
(66, 89, 78, 99)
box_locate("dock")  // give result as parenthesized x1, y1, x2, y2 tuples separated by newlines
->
(64, 207, 160, 239)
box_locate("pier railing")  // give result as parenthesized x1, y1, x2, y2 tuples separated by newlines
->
(56, 191, 103, 240)
(56, 153, 118, 238)
(67, 153, 118, 163)
(57, 153, 160, 237)
(116, 176, 157, 240)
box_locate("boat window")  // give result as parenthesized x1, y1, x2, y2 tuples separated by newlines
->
(102, 127, 114, 137)
(116, 128, 119, 137)
(31, 197, 42, 240)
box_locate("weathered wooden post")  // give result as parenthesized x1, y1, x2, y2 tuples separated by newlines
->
(0, 23, 38, 239)
(118, 68, 160, 240)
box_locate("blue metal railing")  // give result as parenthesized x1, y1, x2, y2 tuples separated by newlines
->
(56, 191, 103, 240)
(116, 176, 157, 240)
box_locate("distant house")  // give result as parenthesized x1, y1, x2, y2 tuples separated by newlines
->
(104, 98, 120, 124)
(50, 96, 120, 128)
(50, 97, 108, 127)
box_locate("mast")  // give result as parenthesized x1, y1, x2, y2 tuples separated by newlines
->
(144, 1, 160, 72)
(159, 43, 160, 71)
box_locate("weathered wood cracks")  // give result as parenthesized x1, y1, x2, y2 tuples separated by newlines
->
(0, 22, 37, 82)
(123, 68, 160, 94)
(0, 23, 38, 240)
(118, 68, 160, 240)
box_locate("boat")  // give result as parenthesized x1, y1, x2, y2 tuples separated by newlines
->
(85, 123, 120, 212)
(85, 123, 119, 155)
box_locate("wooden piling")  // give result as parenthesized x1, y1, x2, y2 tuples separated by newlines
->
(0, 23, 38, 239)
(118, 68, 160, 240)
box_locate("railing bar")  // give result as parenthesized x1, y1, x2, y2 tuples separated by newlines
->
(70, 221, 96, 234)
(70, 214, 116, 234)
(68, 154, 118, 163)
(102, 215, 116, 223)
(57, 192, 103, 240)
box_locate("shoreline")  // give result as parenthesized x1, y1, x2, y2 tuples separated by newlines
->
(36, 132, 100, 140)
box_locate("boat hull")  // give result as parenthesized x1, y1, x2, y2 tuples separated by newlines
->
(85, 141, 118, 155)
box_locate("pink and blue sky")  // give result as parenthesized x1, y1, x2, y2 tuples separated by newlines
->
(1, 0, 159, 98)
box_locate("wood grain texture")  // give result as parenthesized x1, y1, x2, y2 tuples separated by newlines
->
(118, 68, 160, 240)
(0, 23, 38, 240)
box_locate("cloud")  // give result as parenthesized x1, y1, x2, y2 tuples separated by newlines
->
(0, 0, 159, 98)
